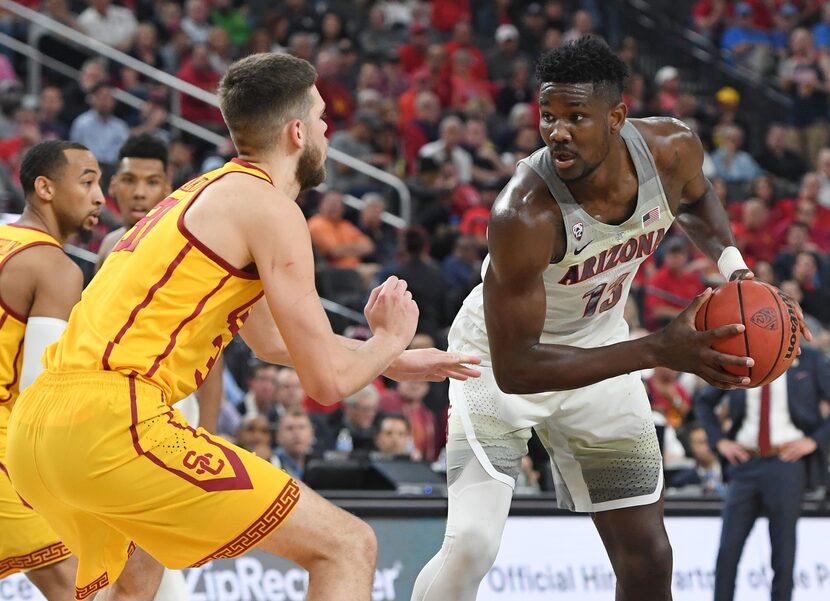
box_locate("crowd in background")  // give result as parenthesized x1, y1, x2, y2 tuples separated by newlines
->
(0, 0, 828, 497)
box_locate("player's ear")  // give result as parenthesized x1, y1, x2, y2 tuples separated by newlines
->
(608, 101, 627, 135)
(33, 175, 55, 202)
(287, 118, 305, 150)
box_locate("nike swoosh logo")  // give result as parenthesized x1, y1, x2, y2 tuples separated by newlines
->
(574, 240, 593, 255)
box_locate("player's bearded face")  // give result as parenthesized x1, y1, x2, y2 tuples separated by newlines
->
(296, 140, 326, 191)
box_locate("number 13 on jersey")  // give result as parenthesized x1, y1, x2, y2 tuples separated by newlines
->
(582, 271, 631, 318)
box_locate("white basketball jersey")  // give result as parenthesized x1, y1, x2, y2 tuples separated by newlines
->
(453, 121, 676, 359)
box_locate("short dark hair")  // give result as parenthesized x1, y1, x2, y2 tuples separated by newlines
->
(380, 413, 410, 432)
(118, 133, 169, 169)
(535, 35, 629, 104)
(218, 53, 317, 153)
(20, 140, 89, 196)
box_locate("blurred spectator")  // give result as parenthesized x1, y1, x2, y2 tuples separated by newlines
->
(487, 24, 531, 86)
(181, 0, 212, 44)
(380, 380, 439, 461)
(444, 21, 487, 80)
(374, 413, 413, 457)
(61, 57, 108, 124)
(129, 22, 165, 82)
(816, 147, 830, 208)
(622, 72, 646, 117)
(430, 0, 470, 33)
(495, 59, 535, 117)
(308, 190, 375, 269)
(358, 193, 398, 266)
(238, 362, 279, 421)
(720, 2, 773, 75)
(317, 11, 346, 55)
(176, 43, 224, 128)
(669, 424, 724, 494)
(644, 237, 705, 329)
(272, 409, 316, 481)
(315, 50, 355, 132)
(563, 9, 594, 44)
(692, 0, 733, 44)
(448, 49, 492, 111)
(646, 367, 692, 430)
(442, 234, 481, 300)
(459, 180, 499, 249)
(161, 30, 192, 74)
(791, 251, 830, 322)
(401, 90, 441, 171)
(381, 227, 450, 341)
(283, 0, 318, 37)
(77, 0, 138, 51)
(235, 414, 272, 454)
(653, 66, 681, 116)
(777, 28, 830, 168)
(812, 2, 830, 53)
(708, 86, 752, 148)
(756, 123, 806, 184)
(37, 85, 68, 140)
(288, 32, 316, 62)
(358, 5, 403, 62)
(771, 4, 800, 61)
(398, 22, 430, 75)
(772, 221, 825, 281)
(326, 110, 380, 193)
(0, 106, 42, 212)
(326, 384, 382, 453)
(733, 197, 777, 266)
(211, 0, 250, 46)
(711, 125, 762, 185)
(463, 118, 510, 189)
(418, 116, 473, 184)
(69, 82, 129, 168)
(207, 26, 234, 74)
(519, 3, 549, 54)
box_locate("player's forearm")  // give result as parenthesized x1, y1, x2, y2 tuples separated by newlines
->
(316, 333, 406, 403)
(493, 335, 663, 394)
(676, 187, 736, 265)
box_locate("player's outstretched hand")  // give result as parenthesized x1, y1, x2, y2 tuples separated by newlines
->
(364, 276, 419, 346)
(385, 348, 482, 382)
(654, 288, 754, 389)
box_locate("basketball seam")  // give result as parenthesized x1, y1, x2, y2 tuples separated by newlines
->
(757, 283, 786, 386)
(703, 289, 711, 330)
(736, 282, 752, 381)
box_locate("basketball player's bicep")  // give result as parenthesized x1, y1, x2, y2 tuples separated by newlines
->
(484, 213, 552, 360)
(29, 252, 83, 320)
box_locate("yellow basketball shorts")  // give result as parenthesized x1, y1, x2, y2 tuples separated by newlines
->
(0, 408, 71, 578)
(6, 371, 299, 600)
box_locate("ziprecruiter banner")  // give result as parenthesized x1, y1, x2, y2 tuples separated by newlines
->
(4, 516, 830, 600)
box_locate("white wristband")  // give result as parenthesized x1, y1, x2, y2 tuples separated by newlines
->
(717, 246, 749, 280)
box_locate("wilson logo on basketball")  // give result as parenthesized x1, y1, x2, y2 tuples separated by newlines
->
(750, 308, 778, 331)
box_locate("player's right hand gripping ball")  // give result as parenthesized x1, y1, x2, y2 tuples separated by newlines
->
(695, 280, 800, 388)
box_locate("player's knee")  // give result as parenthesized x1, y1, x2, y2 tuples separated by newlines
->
(450, 523, 501, 576)
(625, 534, 672, 582)
(330, 515, 377, 568)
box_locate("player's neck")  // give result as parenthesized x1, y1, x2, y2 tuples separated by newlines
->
(235, 153, 301, 199)
(16, 206, 67, 243)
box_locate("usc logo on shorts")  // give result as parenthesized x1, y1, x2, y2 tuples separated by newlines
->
(183, 451, 226, 476)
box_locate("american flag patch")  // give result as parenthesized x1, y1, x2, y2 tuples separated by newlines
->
(642, 206, 660, 227)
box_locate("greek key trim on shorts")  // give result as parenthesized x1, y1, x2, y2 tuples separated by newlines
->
(75, 571, 108, 600)
(190, 478, 301, 567)
(0, 542, 71, 579)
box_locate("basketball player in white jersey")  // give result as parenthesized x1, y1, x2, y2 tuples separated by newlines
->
(412, 36, 807, 601)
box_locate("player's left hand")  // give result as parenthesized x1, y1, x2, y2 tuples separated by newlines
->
(385, 348, 482, 382)
(779, 437, 817, 462)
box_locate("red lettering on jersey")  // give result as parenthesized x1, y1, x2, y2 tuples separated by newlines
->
(559, 227, 666, 286)
(113, 197, 180, 253)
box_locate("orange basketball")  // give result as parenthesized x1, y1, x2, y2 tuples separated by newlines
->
(694, 280, 800, 388)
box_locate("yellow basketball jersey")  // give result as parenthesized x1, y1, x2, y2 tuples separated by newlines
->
(0, 224, 61, 406)
(47, 159, 270, 403)
(0, 224, 61, 457)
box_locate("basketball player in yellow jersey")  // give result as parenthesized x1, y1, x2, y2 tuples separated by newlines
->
(97, 133, 221, 436)
(0, 140, 103, 599)
(7, 52, 480, 601)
